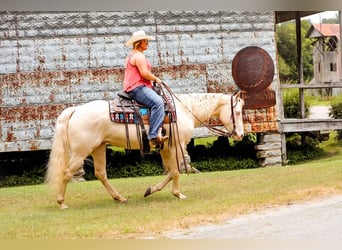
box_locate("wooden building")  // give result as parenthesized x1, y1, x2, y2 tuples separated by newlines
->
(0, 11, 280, 160)
(306, 23, 341, 95)
(1, 11, 342, 167)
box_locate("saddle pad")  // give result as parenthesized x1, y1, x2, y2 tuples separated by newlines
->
(109, 98, 174, 124)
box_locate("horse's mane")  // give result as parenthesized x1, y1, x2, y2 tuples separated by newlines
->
(175, 93, 226, 119)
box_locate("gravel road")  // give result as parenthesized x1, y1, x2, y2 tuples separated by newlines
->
(309, 105, 331, 119)
(162, 195, 342, 239)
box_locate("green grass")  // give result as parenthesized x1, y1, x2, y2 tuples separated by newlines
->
(305, 94, 332, 106)
(282, 89, 342, 106)
(1, 147, 342, 239)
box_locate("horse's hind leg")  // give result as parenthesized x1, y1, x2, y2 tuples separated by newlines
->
(92, 143, 127, 203)
(144, 173, 173, 197)
(144, 149, 186, 199)
(57, 155, 85, 209)
(162, 149, 187, 199)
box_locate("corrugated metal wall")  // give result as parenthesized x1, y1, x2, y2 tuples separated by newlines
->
(0, 11, 279, 152)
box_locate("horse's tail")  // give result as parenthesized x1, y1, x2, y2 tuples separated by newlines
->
(45, 106, 76, 194)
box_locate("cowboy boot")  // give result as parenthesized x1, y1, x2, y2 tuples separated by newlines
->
(156, 127, 168, 143)
(149, 127, 168, 149)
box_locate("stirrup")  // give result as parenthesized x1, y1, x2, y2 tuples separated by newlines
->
(149, 136, 168, 150)
(157, 127, 168, 142)
(157, 135, 169, 143)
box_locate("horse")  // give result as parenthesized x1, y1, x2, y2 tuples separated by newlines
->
(45, 90, 245, 209)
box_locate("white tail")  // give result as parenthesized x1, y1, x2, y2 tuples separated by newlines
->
(45, 106, 76, 194)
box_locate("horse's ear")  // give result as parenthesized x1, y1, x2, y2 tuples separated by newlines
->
(234, 90, 241, 99)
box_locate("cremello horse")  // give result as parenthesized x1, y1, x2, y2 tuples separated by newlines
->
(45, 91, 244, 209)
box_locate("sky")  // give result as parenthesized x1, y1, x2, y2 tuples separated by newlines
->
(303, 11, 339, 24)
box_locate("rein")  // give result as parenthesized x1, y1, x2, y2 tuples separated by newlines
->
(161, 82, 240, 138)
(159, 83, 189, 174)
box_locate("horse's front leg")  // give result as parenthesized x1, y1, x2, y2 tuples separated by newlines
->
(92, 143, 127, 203)
(169, 168, 187, 200)
(144, 149, 187, 200)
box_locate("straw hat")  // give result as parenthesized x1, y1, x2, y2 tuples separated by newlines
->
(125, 30, 155, 47)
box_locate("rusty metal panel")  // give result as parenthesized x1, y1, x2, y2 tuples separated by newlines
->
(0, 11, 279, 152)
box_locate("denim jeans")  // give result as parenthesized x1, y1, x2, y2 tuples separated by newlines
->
(127, 86, 165, 140)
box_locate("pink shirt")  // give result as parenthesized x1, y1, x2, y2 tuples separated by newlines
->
(123, 52, 152, 92)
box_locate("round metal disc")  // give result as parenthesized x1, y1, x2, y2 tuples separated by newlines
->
(232, 46, 275, 92)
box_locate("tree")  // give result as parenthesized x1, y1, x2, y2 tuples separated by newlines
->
(322, 13, 339, 24)
(276, 19, 314, 84)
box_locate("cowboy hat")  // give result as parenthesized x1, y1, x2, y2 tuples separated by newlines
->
(125, 30, 155, 47)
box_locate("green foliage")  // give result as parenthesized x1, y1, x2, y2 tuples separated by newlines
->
(278, 56, 292, 82)
(329, 100, 342, 140)
(0, 151, 48, 187)
(286, 134, 326, 164)
(83, 150, 165, 180)
(305, 93, 333, 106)
(191, 157, 258, 172)
(321, 14, 339, 24)
(0, 172, 45, 187)
(276, 20, 314, 83)
(329, 102, 342, 118)
(282, 89, 310, 118)
(187, 135, 259, 172)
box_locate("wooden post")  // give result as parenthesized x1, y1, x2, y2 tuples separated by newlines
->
(340, 11, 342, 81)
(295, 12, 306, 146)
(296, 12, 305, 119)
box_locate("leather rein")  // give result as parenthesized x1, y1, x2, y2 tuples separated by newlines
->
(161, 82, 240, 138)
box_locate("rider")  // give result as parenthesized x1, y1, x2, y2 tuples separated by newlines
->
(123, 30, 168, 147)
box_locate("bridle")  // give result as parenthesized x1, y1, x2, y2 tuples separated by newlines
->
(160, 82, 241, 174)
(229, 91, 239, 136)
(203, 90, 240, 137)
(161, 82, 241, 138)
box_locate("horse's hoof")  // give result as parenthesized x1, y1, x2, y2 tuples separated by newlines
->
(144, 186, 152, 197)
(114, 197, 128, 203)
(179, 193, 187, 200)
(174, 193, 187, 200)
(59, 203, 68, 210)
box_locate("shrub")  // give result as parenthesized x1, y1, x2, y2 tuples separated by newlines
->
(188, 135, 259, 172)
(329, 101, 342, 140)
(286, 134, 326, 164)
(191, 157, 258, 172)
(282, 89, 310, 118)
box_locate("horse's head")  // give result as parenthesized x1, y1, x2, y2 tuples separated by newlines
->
(220, 91, 245, 141)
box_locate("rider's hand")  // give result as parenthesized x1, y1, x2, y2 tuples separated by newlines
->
(154, 77, 161, 84)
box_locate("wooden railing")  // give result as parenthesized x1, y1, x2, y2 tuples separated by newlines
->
(280, 82, 342, 132)
(279, 82, 342, 163)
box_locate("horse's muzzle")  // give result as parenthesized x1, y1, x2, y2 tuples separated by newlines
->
(231, 132, 244, 141)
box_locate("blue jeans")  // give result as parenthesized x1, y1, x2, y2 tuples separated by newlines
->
(127, 86, 165, 140)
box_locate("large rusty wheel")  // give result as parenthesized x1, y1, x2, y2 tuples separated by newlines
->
(232, 46, 274, 92)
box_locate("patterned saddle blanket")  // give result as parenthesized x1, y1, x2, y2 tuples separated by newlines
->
(109, 92, 176, 124)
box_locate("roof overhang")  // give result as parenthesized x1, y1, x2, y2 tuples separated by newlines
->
(275, 11, 322, 24)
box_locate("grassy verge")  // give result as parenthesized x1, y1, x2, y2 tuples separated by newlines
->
(1, 148, 342, 239)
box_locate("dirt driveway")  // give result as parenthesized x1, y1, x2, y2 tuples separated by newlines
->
(162, 195, 342, 239)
